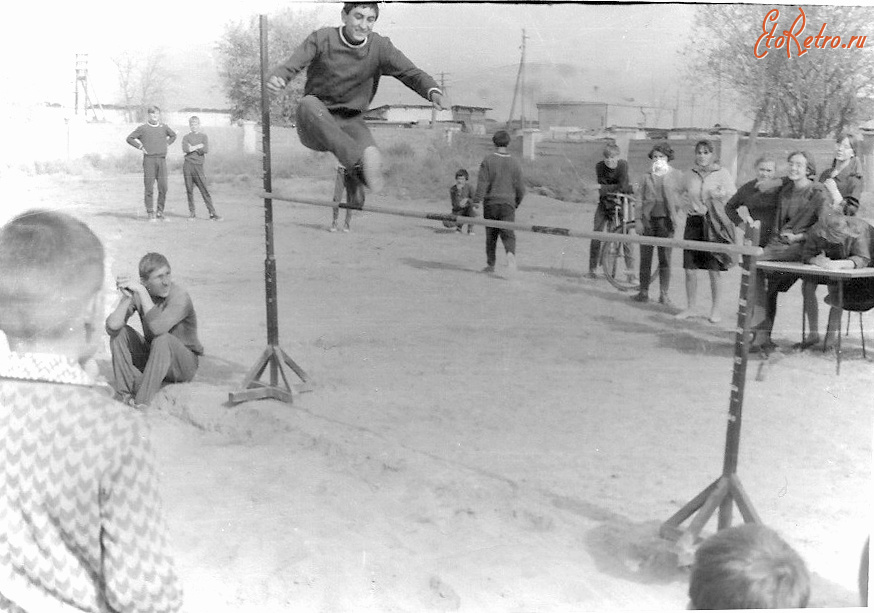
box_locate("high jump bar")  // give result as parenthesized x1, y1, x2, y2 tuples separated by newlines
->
(263, 191, 764, 258)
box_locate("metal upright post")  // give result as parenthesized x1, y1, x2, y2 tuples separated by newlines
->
(229, 14, 311, 405)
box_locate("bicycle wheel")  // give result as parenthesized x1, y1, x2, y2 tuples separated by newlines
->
(601, 221, 642, 292)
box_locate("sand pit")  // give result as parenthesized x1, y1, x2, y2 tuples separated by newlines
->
(8, 173, 870, 611)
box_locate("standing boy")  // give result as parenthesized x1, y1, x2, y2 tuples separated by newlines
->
(448, 168, 477, 234)
(126, 105, 177, 221)
(473, 130, 525, 275)
(0, 211, 183, 612)
(589, 142, 633, 278)
(266, 2, 446, 207)
(182, 115, 222, 221)
(106, 252, 203, 407)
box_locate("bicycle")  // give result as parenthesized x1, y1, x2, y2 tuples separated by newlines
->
(599, 193, 658, 292)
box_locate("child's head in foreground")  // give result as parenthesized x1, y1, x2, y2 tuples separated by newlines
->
(688, 524, 810, 609)
(454, 168, 469, 185)
(0, 210, 105, 345)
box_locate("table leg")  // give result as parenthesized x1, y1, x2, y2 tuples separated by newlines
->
(837, 280, 844, 375)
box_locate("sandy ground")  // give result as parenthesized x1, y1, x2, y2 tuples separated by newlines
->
(4, 172, 871, 612)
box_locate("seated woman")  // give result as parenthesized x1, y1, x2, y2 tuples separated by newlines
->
(751, 151, 831, 352)
(820, 130, 863, 217)
(676, 139, 737, 324)
(802, 209, 874, 351)
(724, 154, 779, 248)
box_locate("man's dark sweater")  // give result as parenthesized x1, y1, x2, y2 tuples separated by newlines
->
(126, 123, 177, 156)
(473, 152, 525, 208)
(269, 27, 440, 112)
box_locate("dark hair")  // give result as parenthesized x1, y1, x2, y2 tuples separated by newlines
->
(689, 524, 810, 610)
(343, 2, 379, 18)
(139, 252, 171, 281)
(0, 210, 104, 340)
(188, 116, 200, 123)
(492, 130, 511, 148)
(455, 169, 469, 180)
(648, 142, 674, 161)
(836, 130, 862, 157)
(603, 142, 621, 158)
(753, 154, 777, 169)
(695, 139, 716, 154)
(787, 150, 817, 179)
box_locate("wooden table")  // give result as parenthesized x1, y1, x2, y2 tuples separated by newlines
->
(755, 261, 874, 374)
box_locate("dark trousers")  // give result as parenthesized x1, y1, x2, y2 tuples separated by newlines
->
(295, 96, 376, 169)
(588, 204, 610, 271)
(639, 216, 673, 295)
(143, 156, 168, 214)
(183, 161, 216, 216)
(110, 325, 199, 405)
(484, 202, 516, 266)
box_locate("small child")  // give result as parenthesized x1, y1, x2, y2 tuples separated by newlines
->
(126, 105, 176, 221)
(589, 142, 632, 278)
(688, 524, 810, 609)
(182, 115, 221, 221)
(472, 130, 525, 275)
(448, 169, 477, 235)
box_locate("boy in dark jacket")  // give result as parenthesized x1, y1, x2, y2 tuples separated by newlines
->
(473, 130, 525, 275)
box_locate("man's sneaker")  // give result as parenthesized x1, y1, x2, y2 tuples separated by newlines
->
(482, 265, 495, 274)
(329, 223, 339, 233)
(156, 212, 166, 222)
(507, 252, 517, 274)
(148, 213, 157, 222)
(630, 293, 649, 303)
(361, 146, 384, 193)
(210, 215, 223, 222)
(188, 215, 196, 222)
(467, 230, 475, 236)
(342, 224, 350, 233)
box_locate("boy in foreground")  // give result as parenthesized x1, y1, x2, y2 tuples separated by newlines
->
(126, 105, 177, 221)
(0, 210, 182, 612)
(182, 115, 222, 221)
(106, 252, 203, 407)
(688, 524, 810, 609)
(266, 2, 446, 207)
(473, 130, 525, 275)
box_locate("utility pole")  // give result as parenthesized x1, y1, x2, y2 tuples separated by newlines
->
(432, 72, 449, 130)
(74, 54, 104, 122)
(507, 29, 527, 132)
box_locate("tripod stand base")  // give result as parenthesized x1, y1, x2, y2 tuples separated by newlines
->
(659, 474, 761, 543)
(229, 344, 312, 405)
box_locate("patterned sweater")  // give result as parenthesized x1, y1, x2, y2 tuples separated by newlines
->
(270, 27, 441, 113)
(0, 352, 182, 612)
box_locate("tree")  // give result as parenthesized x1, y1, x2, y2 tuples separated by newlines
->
(682, 4, 874, 139)
(112, 49, 172, 122)
(216, 8, 322, 124)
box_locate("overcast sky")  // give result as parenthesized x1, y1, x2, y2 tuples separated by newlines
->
(4, 1, 698, 107)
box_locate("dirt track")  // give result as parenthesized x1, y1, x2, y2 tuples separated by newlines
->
(6, 172, 870, 611)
